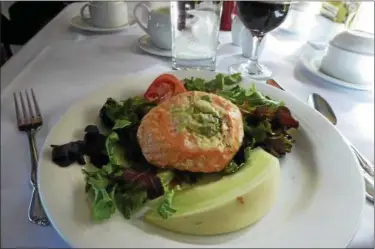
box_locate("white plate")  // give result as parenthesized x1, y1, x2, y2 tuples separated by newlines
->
(70, 15, 133, 33)
(38, 70, 365, 248)
(300, 53, 373, 91)
(138, 35, 172, 58)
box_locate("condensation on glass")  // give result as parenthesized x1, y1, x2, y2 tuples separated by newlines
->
(170, 1, 223, 71)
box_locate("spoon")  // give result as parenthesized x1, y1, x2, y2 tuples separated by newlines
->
(308, 93, 374, 203)
(308, 93, 374, 176)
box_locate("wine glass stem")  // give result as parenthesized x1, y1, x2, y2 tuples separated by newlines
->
(247, 34, 264, 74)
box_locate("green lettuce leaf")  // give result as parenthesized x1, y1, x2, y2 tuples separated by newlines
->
(99, 98, 125, 127)
(244, 120, 273, 143)
(224, 73, 242, 85)
(101, 163, 116, 175)
(184, 73, 242, 93)
(223, 147, 253, 175)
(157, 170, 175, 189)
(112, 119, 131, 130)
(222, 161, 244, 175)
(105, 132, 128, 167)
(264, 133, 295, 158)
(114, 185, 148, 220)
(184, 74, 282, 111)
(156, 170, 177, 219)
(184, 77, 206, 91)
(157, 189, 177, 219)
(99, 96, 156, 129)
(83, 168, 109, 189)
(245, 84, 283, 108)
(83, 168, 116, 221)
(88, 185, 116, 221)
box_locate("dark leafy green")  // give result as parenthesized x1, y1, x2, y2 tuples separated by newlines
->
(99, 96, 156, 129)
(100, 96, 157, 165)
(223, 147, 252, 175)
(114, 184, 148, 219)
(99, 98, 124, 128)
(244, 120, 272, 143)
(78, 96, 161, 221)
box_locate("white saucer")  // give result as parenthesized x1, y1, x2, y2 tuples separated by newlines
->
(138, 35, 172, 58)
(70, 16, 132, 33)
(300, 53, 373, 91)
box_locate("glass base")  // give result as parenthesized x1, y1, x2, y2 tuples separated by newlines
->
(172, 57, 216, 71)
(228, 62, 272, 80)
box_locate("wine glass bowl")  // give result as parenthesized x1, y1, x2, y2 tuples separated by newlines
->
(229, 1, 291, 80)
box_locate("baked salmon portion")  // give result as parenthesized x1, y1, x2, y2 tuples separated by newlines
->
(137, 91, 244, 173)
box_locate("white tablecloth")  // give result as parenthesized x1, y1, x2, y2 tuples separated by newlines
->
(1, 3, 374, 248)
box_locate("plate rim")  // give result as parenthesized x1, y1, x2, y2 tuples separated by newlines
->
(138, 35, 172, 58)
(300, 53, 373, 91)
(70, 15, 133, 33)
(37, 70, 365, 248)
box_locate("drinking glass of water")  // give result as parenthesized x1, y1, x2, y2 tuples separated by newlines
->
(170, 1, 223, 71)
(229, 1, 290, 79)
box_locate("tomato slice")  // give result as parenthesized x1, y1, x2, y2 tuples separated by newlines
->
(144, 74, 187, 103)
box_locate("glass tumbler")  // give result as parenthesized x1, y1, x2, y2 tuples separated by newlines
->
(170, 1, 223, 71)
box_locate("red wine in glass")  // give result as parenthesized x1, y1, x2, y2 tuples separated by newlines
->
(229, 1, 290, 79)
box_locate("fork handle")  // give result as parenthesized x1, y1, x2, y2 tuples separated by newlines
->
(26, 130, 50, 226)
(29, 187, 50, 226)
(27, 130, 38, 185)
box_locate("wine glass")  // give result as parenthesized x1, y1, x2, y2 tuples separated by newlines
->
(229, 1, 291, 80)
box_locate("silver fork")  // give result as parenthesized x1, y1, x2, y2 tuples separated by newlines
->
(13, 89, 50, 226)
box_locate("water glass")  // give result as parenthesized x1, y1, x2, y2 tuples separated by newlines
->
(170, 1, 223, 71)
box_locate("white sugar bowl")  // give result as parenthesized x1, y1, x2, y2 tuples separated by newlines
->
(320, 30, 374, 85)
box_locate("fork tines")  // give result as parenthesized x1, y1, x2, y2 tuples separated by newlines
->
(13, 89, 43, 130)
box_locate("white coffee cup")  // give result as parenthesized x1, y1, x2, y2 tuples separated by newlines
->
(80, 1, 128, 28)
(133, 3, 171, 50)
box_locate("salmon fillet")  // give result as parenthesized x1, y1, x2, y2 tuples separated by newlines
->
(137, 91, 244, 173)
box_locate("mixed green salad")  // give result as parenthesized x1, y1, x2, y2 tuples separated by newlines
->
(51, 73, 299, 222)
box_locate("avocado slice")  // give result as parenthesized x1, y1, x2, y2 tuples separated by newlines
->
(144, 148, 280, 235)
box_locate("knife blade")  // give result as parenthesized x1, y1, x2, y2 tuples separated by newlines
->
(266, 79, 285, 91)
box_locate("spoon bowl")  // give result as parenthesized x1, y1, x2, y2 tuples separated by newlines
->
(307, 93, 337, 125)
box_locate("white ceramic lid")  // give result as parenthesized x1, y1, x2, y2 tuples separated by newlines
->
(330, 30, 374, 55)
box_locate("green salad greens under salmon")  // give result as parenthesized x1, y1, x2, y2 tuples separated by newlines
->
(50, 73, 299, 222)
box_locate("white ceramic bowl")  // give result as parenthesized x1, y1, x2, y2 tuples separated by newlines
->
(320, 30, 374, 85)
(332, 30, 374, 55)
